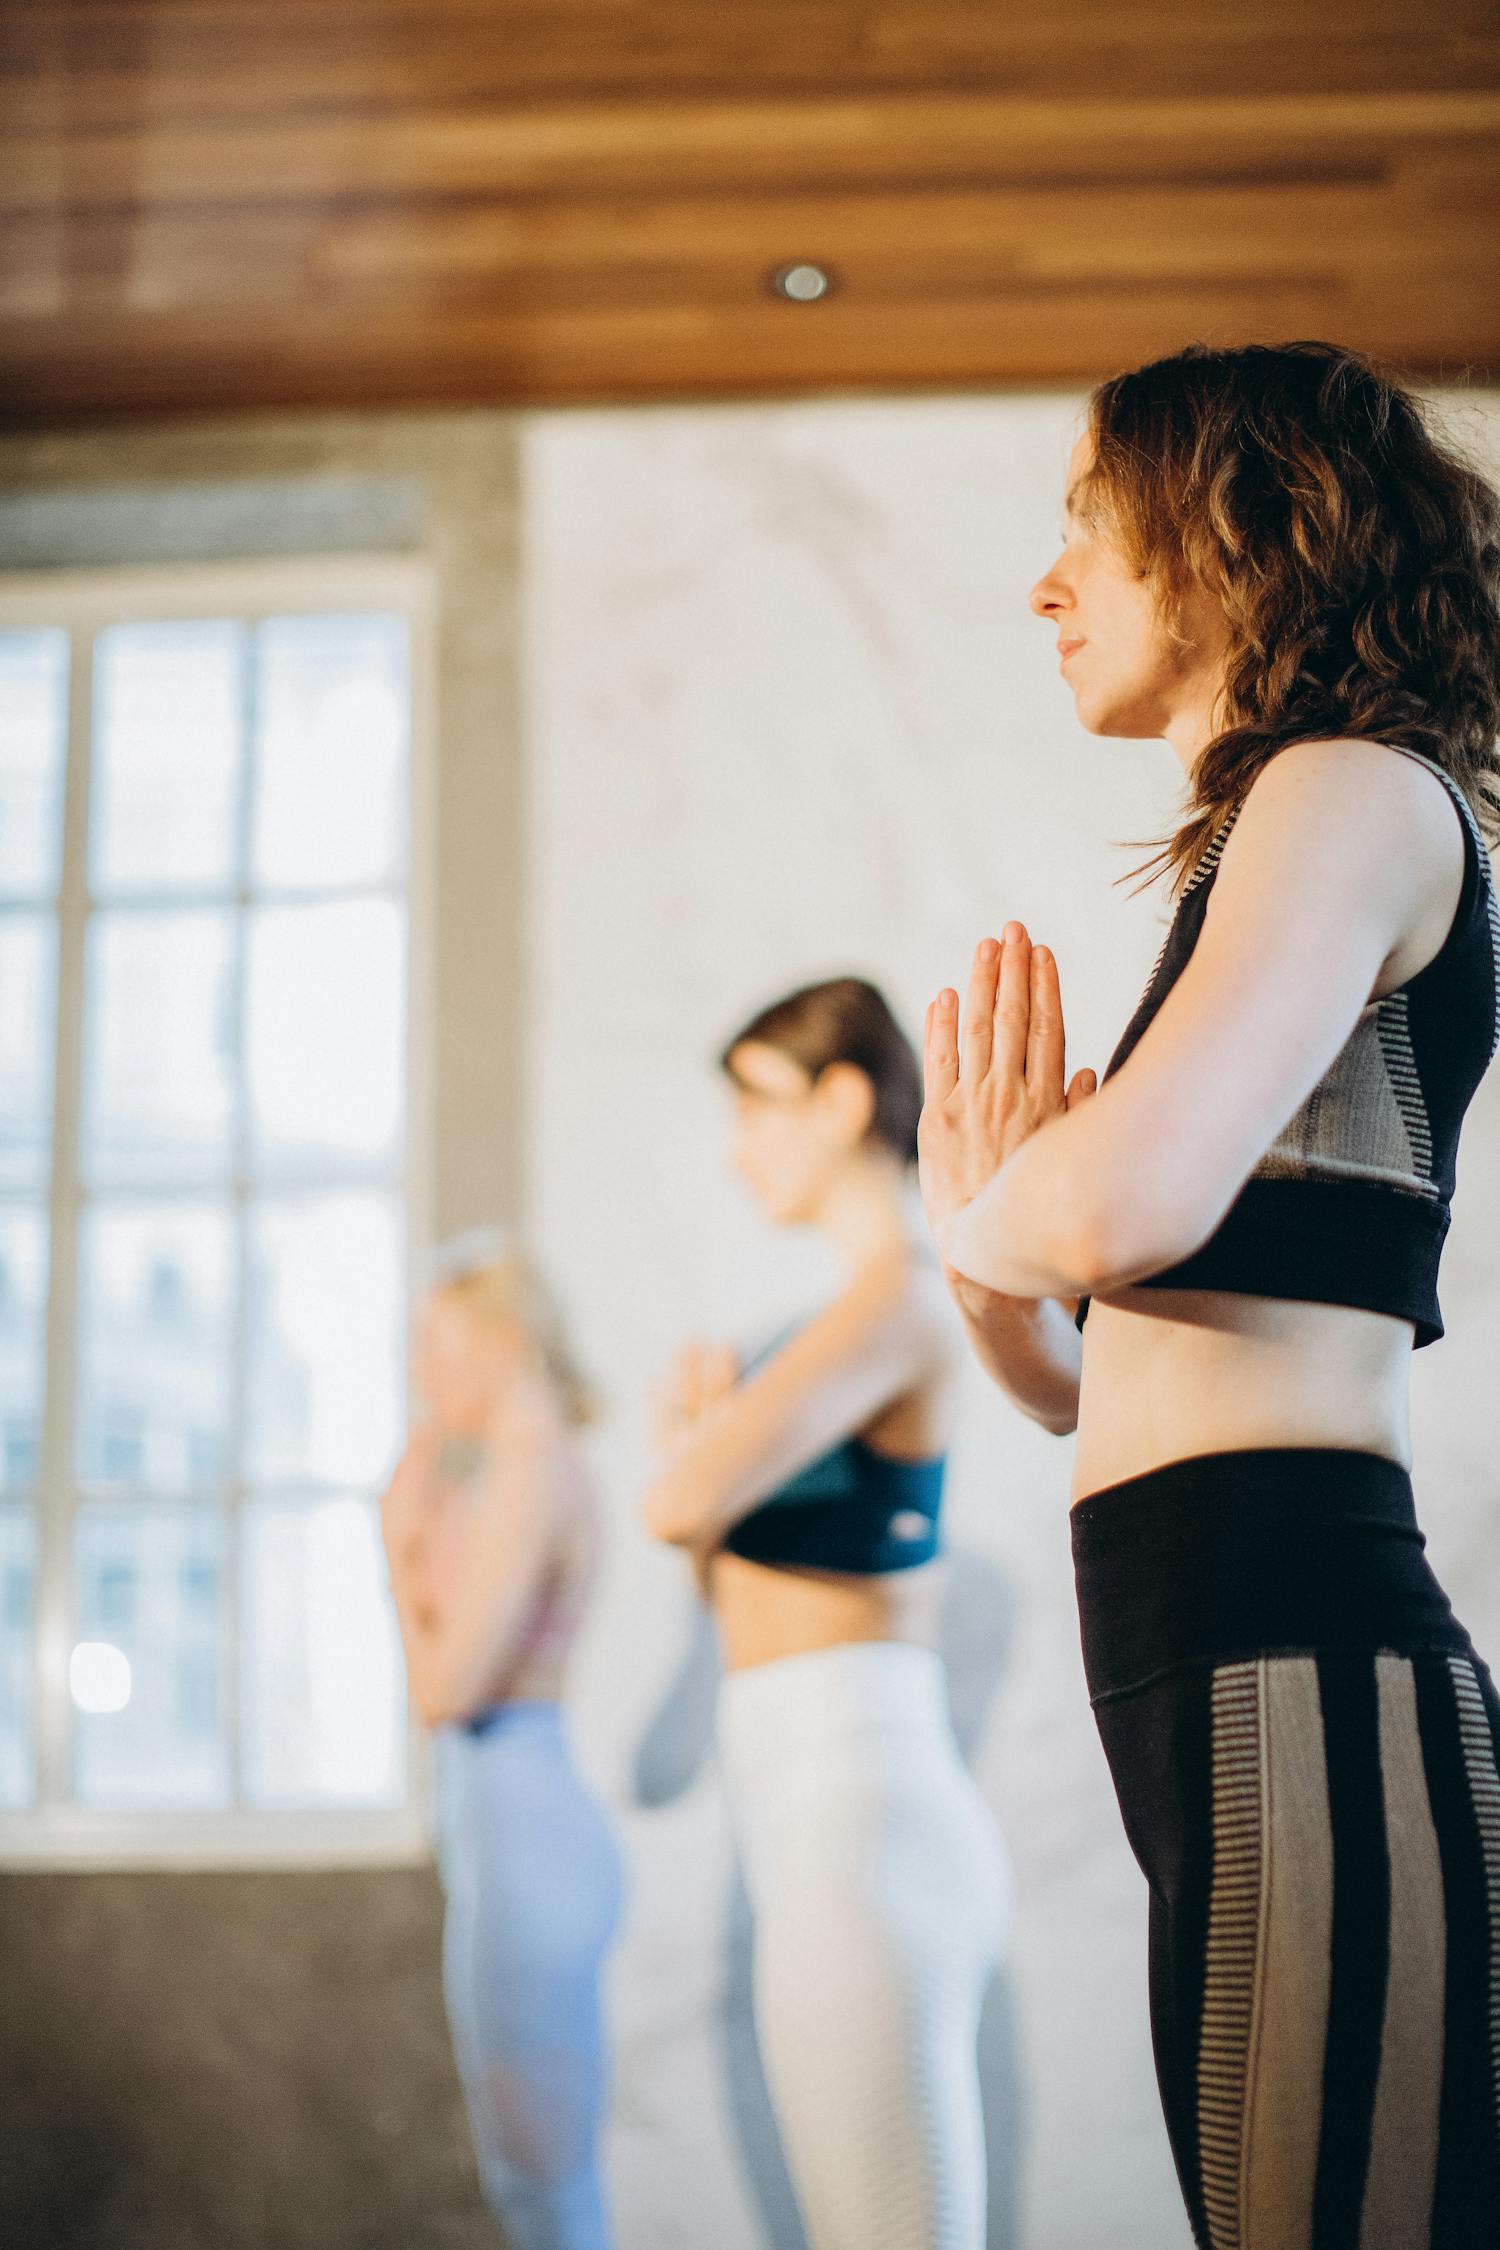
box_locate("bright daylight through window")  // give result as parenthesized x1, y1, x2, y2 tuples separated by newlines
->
(0, 573, 422, 1855)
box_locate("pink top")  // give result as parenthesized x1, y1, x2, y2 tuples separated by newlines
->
(413, 1444, 600, 1709)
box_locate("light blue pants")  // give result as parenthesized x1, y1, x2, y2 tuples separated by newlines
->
(433, 1702, 626, 2250)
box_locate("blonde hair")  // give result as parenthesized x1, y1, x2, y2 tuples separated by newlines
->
(426, 1226, 599, 1428)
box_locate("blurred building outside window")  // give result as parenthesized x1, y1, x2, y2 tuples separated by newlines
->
(0, 556, 433, 1863)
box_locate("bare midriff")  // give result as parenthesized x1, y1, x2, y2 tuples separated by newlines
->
(711, 1371, 951, 1673)
(1072, 1284, 1415, 1505)
(709, 1545, 944, 1673)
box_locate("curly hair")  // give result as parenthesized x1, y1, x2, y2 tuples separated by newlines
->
(1080, 341, 1500, 891)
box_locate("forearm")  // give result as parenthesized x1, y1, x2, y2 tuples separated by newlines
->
(381, 1520, 425, 1637)
(938, 1082, 1211, 1302)
(397, 1589, 541, 1728)
(381, 1487, 552, 1729)
(643, 1481, 732, 1612)
(646, 1291, 942, 1549)
(406, 1633, 515, 1729)
(396, 1628, 462, 1730)
(644, 1410, 790, 1551)
(381, 1539, 450, 1721)
(644, 1463, 745, 1553)
(943, 1263, 1081, 1434)
(937, 1123, 1104, 1299)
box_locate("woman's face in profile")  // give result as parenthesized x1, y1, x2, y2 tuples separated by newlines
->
(724, 1040, 829, 1226)
(1029, 432, 1227, 744)
(414, 1290, 511, 1438)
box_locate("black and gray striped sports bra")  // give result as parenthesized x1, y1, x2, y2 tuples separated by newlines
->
(1075, 745, 1500, 1347)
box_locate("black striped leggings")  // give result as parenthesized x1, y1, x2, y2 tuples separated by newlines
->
(1071, 1448, 1500, 2249)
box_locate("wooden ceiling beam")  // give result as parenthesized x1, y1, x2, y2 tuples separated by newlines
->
(7, 260, 1495, 423)
(6, 89, 1498, 218)
(9, 162, 1500, 320)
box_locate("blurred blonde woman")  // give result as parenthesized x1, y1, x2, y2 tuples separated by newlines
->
(380, 1227, 624, 2250)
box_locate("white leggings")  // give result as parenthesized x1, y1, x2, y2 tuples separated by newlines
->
(717, 1640, 1012, 2250)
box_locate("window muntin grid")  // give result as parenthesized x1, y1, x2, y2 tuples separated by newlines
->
(0, 561, 431, 1864)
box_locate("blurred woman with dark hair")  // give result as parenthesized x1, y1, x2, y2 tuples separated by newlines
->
(922, 342, 1500, 2242)
(380, 1229, 624, 2250)
(643, 976, 1011, 2250)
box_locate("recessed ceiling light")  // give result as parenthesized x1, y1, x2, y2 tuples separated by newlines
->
(769, 262, 834, 303)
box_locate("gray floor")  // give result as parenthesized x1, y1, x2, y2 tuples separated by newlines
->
(0, 1867, 500, 2250)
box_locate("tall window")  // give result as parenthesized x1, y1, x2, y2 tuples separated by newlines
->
(0, 558, 430, 1861)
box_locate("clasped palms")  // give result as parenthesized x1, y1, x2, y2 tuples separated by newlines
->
(919, 922, 1095, 1250)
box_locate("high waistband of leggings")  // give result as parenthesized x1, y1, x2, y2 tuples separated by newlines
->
(1070, 1446, 1472, 1706)
(455, 1695, 565, 1740)
(717, 1640, 951, 1786)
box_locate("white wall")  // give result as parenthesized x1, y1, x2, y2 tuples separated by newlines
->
(519, 389, 1500, 2250)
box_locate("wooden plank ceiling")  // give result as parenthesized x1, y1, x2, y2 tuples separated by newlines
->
(1, 1, 1497, 423)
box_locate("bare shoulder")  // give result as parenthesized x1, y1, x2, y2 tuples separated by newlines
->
(1211, 737, 1468, 986)
(793, 1246, 955, 1374)
(1234, 737, 1463, 855)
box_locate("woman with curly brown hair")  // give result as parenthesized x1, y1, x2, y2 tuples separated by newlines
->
(918, 343, 1500, 2246)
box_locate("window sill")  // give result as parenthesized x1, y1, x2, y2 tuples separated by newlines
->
(0, 1803, 431, 1870)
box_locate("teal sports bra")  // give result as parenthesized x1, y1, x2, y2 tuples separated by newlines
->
(719, 1318, 946, 1575)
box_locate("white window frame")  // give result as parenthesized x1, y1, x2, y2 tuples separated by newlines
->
(0, 554, 436, 1868)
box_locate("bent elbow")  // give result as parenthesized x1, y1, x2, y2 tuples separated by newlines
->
(1061, 1143, 1241, 1287)
(409, 1657, 485, 1732)
(1065, 1178, 1215, 1298)
(412, 1679, 460, 1730)
(1060, 1206, 1139, 1298)
(642, 1476, 701, 1548)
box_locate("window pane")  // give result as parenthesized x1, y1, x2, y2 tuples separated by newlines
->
(72, 1502, 228, 1808)
(0, 1207, 49, 1496)
(252, 614, 408, 891)
(0, 629, 68, 898)
(240, 1493, 404, 1808)
(91, 621, 244, 894)
(82, 910, 236, 1185)
(0, 1508, 37, 1809)
(77, 1205, 234, 1493)
(0, 916, 57, 1190)
(245, 1194, 403, 1487)
(245, 898, 405, 1174)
